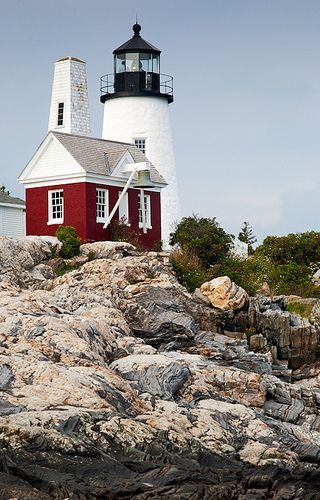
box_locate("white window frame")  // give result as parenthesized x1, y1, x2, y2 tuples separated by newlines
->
(118, 191, 130, 225)
(48, 189, 64, 225)
(96, 188, 109, 223)
(57, 102, 65, 127)
(133, 137, 146, 155)
(138, 193, 152, 229)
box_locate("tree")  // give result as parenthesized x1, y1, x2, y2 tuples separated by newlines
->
(0, 185, 10, 195)
(257, 232, 320, 265)
(169, 215, 233, 267)
(238, 221, 257, 255)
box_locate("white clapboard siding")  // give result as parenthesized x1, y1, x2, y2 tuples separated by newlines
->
(28, 137, 82, 179)
(0, 206, 26, 238)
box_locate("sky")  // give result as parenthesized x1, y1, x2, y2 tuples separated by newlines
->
(1, 0, 320, 242)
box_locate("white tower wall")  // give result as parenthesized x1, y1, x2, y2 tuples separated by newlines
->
(102, 96, 180, 245)
(48, 57, 91, 136)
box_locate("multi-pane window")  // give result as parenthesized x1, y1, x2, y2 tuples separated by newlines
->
(138, 193, 151, 229)
(133, 138, 146, 155)
(118, 191, 129, 225)
(96, 188, 109, 222)
(48, 190, 64, 224)
(57, 102, 64, 126)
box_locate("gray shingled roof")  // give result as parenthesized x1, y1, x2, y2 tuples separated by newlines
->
(51, 131, 167, 185)
(0, 191, 25, 206)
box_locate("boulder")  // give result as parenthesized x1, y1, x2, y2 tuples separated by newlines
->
(80, 240, 136, 259)
(200, 276, 249, 311)
(248, 296, 319, 370)
(312, 269, 320, 286)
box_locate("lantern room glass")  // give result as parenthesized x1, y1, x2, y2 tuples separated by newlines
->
(115, 54, 126, 73)
(115, 52, 160, 73)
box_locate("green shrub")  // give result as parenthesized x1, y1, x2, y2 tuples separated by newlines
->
(257, 232, 320, 265)
(55, 226, 81, 259)
(169, 215, 233, 268)
(170, 249, 209, 292)
(110, 219, 142, 250)
(210, 254, 274, 296)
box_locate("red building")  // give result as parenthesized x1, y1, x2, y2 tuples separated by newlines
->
(19, 131, 166, 249)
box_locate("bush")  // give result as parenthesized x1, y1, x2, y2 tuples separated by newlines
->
(170, 249, 209, 292)
(169, 215, 233, 267)
(257, 232, 320, 265)
(110, 219, 143, 250)
(169, 218, 320, 299)
(55, 226, 81, 259)
(210, 254, 274, 296)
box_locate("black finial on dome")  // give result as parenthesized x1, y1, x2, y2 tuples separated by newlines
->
(133, 23, 141, 37)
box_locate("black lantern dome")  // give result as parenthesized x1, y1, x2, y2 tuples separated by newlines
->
(100, 24, 173, 103)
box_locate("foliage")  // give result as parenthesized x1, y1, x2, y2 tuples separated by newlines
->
(55, 261, 81, 277)
(55, 226, 81, 259)
(169, 216, 320, 299)
(87, 251, 96, 261)
(170, 249, 210, 292)
(210, 254, 274, 296)
(152, 240, 163, 252)
(238, 221, 257, 255)
(0, 185, 10, 195)
(169, 215, 233, 267)
(257, 232, 320, 265)
(287, 301, 314, 319)
(109, 219, 143, 251)
(50, 244, 58, 258)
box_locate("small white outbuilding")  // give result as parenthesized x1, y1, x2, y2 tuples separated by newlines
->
(0, 191, 26, 238)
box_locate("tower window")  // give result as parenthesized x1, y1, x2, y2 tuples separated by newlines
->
(48, 189, 64, 224)
(133, 138, 146, 155)
(138, 193, 152, 229)
(96, 188, 109, 223)
(57, 102, 64, 126)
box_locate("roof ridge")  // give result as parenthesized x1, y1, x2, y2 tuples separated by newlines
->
(51, 131, 137, 148)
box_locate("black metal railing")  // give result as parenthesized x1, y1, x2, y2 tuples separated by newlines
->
(100, 73, 174, 100)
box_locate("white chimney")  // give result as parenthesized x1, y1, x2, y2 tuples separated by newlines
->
(48, 57, 91, 136)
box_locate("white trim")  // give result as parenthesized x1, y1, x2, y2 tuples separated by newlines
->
(112, 150, 135, 178)
(47, 189, 64, 225)
(22, 174, 163, 191)
(18, 131, 85, 182)
(96, 188, 109, 223)
(138, 193, 152, 230)
(0, 202, 25, 210)
(118, 191, 130, 225)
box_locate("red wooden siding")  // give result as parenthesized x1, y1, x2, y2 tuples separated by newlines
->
(26, 182, 161, 249)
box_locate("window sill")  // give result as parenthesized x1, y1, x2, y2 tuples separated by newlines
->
(96, 219, 108, 224)
(47, 220, 63, 225)
(139, 223, 152, 230)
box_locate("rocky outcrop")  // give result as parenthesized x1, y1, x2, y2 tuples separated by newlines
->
(200, 275, 249, 311)
(0, 237, 319, 497)
(248, 295, 319, 370)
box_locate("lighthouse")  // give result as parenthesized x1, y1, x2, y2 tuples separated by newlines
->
(100, 23, 180, 246)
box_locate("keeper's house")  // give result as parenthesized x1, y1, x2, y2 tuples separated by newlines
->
(18, 130, 166, 249)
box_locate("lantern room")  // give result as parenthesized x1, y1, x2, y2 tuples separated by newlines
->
(100, 24, 173, 103)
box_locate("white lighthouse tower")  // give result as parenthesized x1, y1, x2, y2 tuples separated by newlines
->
(100, 23, 180, 246)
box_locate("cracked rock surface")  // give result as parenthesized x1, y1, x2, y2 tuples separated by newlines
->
(0, 236, 319, 498)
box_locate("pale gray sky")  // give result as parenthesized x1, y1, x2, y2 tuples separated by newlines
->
(1, 0, 320, 241)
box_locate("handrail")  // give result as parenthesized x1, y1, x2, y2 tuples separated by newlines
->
(100, 73, 174, 98)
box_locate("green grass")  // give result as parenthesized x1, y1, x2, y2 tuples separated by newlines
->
(287, 301, 314, 319)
